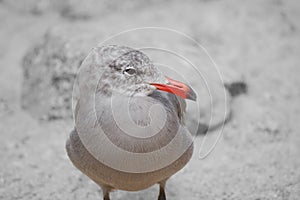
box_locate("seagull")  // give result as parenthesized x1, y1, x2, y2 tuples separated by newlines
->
(66, 45, 197, 200)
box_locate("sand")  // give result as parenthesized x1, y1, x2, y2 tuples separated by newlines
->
(0, 0, 299, 199)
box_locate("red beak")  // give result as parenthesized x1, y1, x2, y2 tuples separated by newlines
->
(150, 77, 197, 101)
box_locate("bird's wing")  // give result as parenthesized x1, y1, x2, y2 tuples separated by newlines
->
(149, 90, 186, 123)
(166, 93, 186, 123)
(74, 99, 80, 121)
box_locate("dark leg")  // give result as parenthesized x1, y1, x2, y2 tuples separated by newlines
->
(100, 185, 111, 200)
(158, 180, 167, 200)
(158, 186, 166, 200)
(103, 192, 110, 200)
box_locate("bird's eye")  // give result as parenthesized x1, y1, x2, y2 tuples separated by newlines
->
(123, 67, 136, 76)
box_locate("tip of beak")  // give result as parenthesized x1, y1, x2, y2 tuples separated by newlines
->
(186, 85, 197, 101)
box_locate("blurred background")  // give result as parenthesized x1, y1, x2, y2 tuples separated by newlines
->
(0, 0, 299, 199)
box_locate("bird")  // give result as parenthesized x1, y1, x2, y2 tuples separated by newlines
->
(66, 45, 197, 200)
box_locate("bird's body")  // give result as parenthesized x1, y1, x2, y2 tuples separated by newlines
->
(66, 123, 193, 192)
(66, 45, 196, 200)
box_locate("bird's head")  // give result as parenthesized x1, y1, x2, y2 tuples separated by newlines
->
(78, 45, 196, 101)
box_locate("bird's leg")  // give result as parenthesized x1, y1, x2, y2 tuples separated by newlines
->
(158, 180, 167, 200)
(103, 193, 110, 200)
(100, 185, 111, 200)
